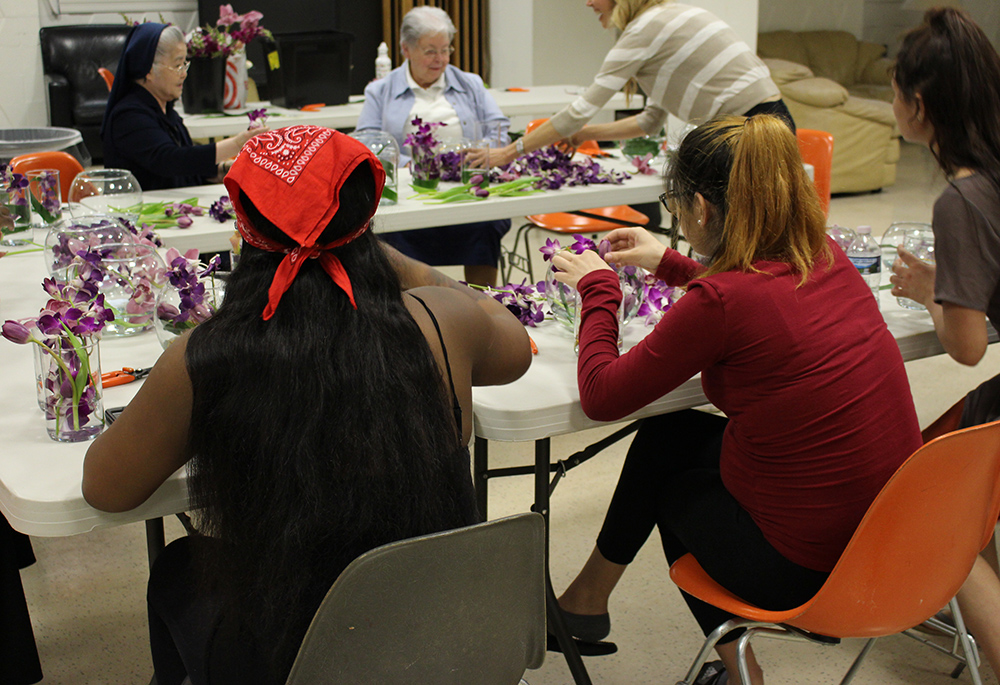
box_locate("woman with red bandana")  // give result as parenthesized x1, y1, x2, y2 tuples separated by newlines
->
(82, 126, 531, 684)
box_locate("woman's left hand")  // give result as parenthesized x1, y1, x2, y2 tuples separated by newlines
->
(551, 249, 614, 290)
(889, 247, 936, 307)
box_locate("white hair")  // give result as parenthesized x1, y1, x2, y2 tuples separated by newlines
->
(155, 25, 187, 62)
(400, 6, 456, 47)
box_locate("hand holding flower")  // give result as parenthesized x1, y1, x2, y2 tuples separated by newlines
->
(602, 227, 667, 272)
(551, 248, 614, 290)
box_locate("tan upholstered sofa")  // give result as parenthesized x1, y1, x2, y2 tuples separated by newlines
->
(757, 30, 899, 194)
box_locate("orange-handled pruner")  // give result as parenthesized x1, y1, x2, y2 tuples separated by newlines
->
(101, 367, 152, 387)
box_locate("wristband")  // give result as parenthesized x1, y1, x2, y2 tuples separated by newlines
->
(515, 138, 525, 155)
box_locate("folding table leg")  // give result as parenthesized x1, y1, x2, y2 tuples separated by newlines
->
(534, 438, 593, 685)
(474, 436, 489, 521)
(145, 517, 165, 569)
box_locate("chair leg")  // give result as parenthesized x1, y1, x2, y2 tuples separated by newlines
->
(676, 619, 752, 685)
(952, 598, 984, 685)
(839, 638, 877, 685)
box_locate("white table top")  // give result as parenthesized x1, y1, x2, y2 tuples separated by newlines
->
(180, 86, 630, 139)
(0, 243, 964, 537)
(147, 152, 664, 254)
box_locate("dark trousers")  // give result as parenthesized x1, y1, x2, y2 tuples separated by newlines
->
(596, 410, 827, 642)
(147, 536, 270, 685)
(1, 516, 42, 685)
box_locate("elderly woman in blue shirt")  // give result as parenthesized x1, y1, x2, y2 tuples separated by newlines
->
(356, 6, 510, 287)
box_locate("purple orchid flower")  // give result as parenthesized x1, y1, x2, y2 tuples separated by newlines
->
(540, 238, 562, 262)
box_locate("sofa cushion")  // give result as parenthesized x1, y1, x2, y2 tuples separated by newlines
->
(757, 30, 809, 67)
(849, 83, 893, 103)
(782, 77, 849, 109)
(799, 31, 860, 87)
(855, 42, 888, 83)
(761, 57, 814, 87)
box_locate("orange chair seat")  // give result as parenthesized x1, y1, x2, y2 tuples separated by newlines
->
(797, 129, 834, 217)
(10, 151, 85, 203)
(526, 205, 649, 233)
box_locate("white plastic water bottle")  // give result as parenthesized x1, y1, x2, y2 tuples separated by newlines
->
(375, 42, 391, 80)
(847, 225, 882, 305)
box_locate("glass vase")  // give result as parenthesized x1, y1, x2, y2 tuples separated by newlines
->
(35, 336, 104, 442)
(350, 130, 400, 205)
(154, 280, 226, 349)
(544, 259, 647, 352)
(1, 187, 32, 246)
(26, 169, 63, 228)
(96, 243, 165, 337)
(67, 169, 142, 223)
(45, 215, 136, 281)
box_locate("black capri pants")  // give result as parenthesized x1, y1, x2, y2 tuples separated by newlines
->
(596, 409, 828, 642)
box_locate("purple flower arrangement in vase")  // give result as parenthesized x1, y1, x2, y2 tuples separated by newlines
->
(153, 248, 225, 349)
(1, 163, 31, 245)
(2, 253, 115, 441)
(405, 117, 445, 190)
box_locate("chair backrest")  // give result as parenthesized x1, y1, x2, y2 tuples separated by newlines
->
(796, 129, 834, 217)
(39, 25, 132, 121)
(526, 117, 603, 156)
(791, 420, 1000, 638)
(98, 67, 115, 92)
(284, 513, 547, 685)
(10, 151, 84, 203)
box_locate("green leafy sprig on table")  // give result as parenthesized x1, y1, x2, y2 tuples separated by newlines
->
(409, 177, 543, 203)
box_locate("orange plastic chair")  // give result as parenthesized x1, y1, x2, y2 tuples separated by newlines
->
(501, 118, 649, 283)
(97, 67, 114, 92)
(797, 129, 834, 217)
(10, 151, 85, 203)
(669, 419, 1000, 685)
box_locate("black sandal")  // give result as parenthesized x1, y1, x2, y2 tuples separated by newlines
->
(694, 660, 728, 685)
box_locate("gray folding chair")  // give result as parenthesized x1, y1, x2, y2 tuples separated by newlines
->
(284, 512, 547, 685)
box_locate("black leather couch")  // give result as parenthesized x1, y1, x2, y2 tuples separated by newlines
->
(39, 24, 133, 163)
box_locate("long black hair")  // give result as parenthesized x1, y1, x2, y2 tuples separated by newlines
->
(894, 7, 1000, 195)
(184, 163, 475, 679)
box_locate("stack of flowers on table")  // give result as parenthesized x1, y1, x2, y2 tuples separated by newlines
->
(2, 253, 115, 441)
(153, 248, 224, 349)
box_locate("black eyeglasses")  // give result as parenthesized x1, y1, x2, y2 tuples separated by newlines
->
(659, 190, 679, 216)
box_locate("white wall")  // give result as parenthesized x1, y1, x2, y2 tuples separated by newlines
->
(759, 0, 864, 34)
(0, 1, 195, 130)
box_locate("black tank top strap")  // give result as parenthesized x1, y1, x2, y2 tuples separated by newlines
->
(408, 293, 463, 434)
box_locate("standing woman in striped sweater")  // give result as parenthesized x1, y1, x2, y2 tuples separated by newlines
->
(484, 0, 792, 168)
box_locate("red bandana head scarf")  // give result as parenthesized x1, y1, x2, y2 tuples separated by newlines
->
(224, 125, 386, 320)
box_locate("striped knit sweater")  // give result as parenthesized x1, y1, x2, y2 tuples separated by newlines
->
(550, 3, 780, 136)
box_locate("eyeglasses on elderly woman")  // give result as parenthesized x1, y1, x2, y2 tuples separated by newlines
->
(159, 60, 191, 75)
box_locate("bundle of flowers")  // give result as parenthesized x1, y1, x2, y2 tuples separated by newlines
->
(247, 108, 268, 130)
(2, 253, 115, 438)
(1, 163, 29, 228)
(187, 4, 272, 59)
(404, 117, 444, 187)
(495, 147, 631, 190)
(480, 280, 546, 327)
(156, 248, 223, 335)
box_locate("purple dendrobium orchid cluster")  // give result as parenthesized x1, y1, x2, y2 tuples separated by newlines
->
(209, 196, 235, 222)
(120, 218, 164, 248)
(438, 151, 463, 182)
(482, 281, 546, 328)
(404, 117, 445, 183)
(163, 202, 204, 229)
(2, 164, 29, 205)
(156, 248, 223, 334)
(631, 153, 658, 175)
(636, 280, 675, 326)
(247, 108, 268, 130)
(494, 147, 630, 190)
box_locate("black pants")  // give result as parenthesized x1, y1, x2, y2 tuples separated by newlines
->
(744, 99, 796, 134)
(148, 536, 271, 685)
(596, 410, 827, 642)
(1, 516, 42, 685)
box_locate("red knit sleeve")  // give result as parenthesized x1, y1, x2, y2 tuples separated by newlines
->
(576, 271, 727, 421)
(654, 249, 705, 285)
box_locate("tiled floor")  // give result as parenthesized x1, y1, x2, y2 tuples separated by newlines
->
(18, 141, 1000, 683)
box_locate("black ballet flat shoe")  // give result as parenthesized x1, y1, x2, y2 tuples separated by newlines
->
(546, 633, 618, 656)
(694, 660, 729, 685)
(560, 609, 611, 642)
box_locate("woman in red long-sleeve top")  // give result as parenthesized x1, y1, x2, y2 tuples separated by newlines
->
(550, 114, 921, 685)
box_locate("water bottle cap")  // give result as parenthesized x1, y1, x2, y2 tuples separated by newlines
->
(856, 225, 872, 234)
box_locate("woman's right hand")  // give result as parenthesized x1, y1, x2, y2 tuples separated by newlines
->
(603, 227, 667, 272)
